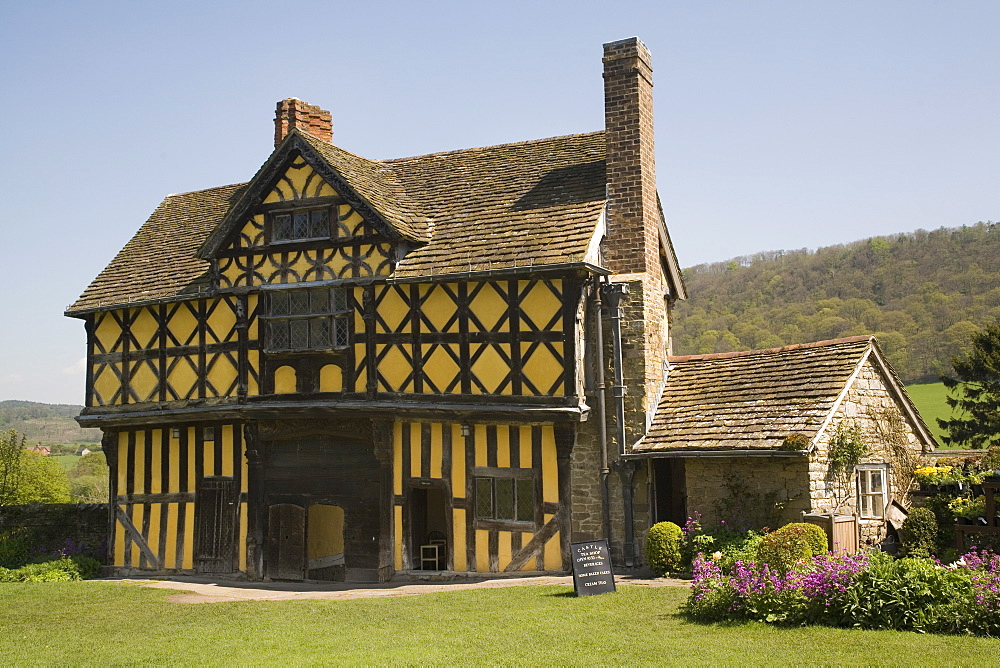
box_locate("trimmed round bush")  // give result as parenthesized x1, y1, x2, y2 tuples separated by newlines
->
(756, 522, 829, 573)
(646, 521, 683, 575)
(898, 507, 938, 558)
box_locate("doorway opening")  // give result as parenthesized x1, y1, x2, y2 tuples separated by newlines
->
(410, 485, 448, 570)
(652, 458, 687, 526)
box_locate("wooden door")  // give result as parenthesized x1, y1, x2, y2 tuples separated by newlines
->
(195, 477, 237, 574)
(266, 503, 305, 580)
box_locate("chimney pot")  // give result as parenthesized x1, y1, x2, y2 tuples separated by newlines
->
(274, 98, 333, 147)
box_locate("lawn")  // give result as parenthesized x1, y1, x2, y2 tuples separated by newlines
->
(1, 582, 996, 664)
(906, 381, 964, 447)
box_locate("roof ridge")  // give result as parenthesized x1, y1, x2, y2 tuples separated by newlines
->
(669, 335, 873, 363)
(382, 130, 605, 163)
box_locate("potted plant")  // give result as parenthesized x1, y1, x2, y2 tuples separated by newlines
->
(948, 496, 986, 525)
(914, 466, 954, 492)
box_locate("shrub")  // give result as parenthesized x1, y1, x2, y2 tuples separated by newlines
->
(0, 530, 32, 569)
(0, 556, 99, 582)
(756, 523, 828, 573)
(898, 507, 938, 558)
(646, 521, 683, 575)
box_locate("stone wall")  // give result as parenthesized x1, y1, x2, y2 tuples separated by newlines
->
(0, 503, 108, 562)
(685, 457, 811, 529)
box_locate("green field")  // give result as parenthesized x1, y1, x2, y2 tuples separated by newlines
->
(905, 381, 964, 447)
(0, 582, 996, 664)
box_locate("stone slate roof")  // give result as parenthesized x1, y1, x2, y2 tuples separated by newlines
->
(69, 183, 247, 313)
(635, 336, 877, 454)
(68, 130, 607, 314)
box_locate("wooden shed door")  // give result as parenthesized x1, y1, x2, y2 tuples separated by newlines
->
(195, 478, 237, 574)
(266, 504, 305, 580)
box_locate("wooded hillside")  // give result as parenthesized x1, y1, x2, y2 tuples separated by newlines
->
(672, 222, 1000, 384)
(0, 401, 100, 444)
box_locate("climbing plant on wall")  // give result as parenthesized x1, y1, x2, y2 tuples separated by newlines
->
(826, 421, 868, 510)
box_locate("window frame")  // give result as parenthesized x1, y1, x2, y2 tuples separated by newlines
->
(856, 464, 888, 519)
(262, 286, 352, 353)
(474, 473, 536, 526)
(267, 204, 335, 244)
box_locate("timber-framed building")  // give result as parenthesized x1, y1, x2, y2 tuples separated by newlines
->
(68, 37, 935, 581)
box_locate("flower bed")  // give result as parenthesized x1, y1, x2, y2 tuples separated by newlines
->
(684, 549, 1000, 636)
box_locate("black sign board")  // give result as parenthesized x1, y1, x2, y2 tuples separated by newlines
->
(570, 539, 616, 596)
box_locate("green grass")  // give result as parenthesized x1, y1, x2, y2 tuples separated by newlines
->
(0, 582, 996, 664)
(906, 381, 967, 448)
(49, 454, 81, 473)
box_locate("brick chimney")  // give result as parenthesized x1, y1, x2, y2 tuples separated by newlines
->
(601, 38, 668, 445)
(274, 98, 333, 147)
(602, 37, 658, 276)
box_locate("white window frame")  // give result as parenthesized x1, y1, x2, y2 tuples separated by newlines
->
(856, 464, 888, 519)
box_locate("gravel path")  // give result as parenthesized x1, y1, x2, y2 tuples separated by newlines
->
(102, 573, 689, 604)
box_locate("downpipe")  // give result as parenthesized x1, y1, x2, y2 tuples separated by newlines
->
(591, 280, 611, 542)
(603, 281, 635, 567)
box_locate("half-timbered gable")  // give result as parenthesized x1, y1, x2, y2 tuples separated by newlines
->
(69, 39, 693, 581)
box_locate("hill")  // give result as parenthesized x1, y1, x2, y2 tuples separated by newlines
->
(0, 400, 100, 445)
(672, 222, 1000, 384)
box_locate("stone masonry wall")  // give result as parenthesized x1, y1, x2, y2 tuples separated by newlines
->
(685, 457, 811, 529)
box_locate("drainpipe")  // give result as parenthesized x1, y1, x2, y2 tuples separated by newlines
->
(603, 282, 635, 567)
(591, 280, 611, 541)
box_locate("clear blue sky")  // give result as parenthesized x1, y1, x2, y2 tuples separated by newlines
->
(1, 1, 997, 405)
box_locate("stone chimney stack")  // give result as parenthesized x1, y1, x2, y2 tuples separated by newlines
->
(602, 37, 658, 275)
(274, 98, 333, 147)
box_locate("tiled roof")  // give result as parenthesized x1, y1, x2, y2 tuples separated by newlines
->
(635, 336, 875, 454)
(68, 184, 247, 312)
(68, 131, 606, 313)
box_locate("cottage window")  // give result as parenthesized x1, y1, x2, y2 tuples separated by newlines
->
(475, 476, 534, 523)
(270, 207, 332, 242)
(265, 287, 350, 352)
(856, 465, 888, 519)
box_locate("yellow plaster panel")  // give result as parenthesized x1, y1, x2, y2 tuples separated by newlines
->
(239, 502, 248, 572)
(308, 504, 345, 559)
(471, 344, 511, 395)
(285, 162, 314, 198)
(149, 430, 162, 493)
(247, 295, 259, 339)
(474, 425, 487, 467)
(419, 284, 459, 333)
(147, 504, 161, 561)
(519, 279, 563, 332)
(521, 342, 565, 396)
(377, 345, 412, 392)
(204, 435, 215, 478)
(316, 180, 335, 198)
(207, 354, 238, 397)
(341, 209, 364, 236)
(167, 356, 198, 400)
(452, 508, 467, 571)
(394, 505, 403, 570)
(354, 354, 367, 393)
(421, 344, 460, 394)
(409, 423, 421, 479)
(376, 288, 411, 335)
(543, 521, 561, 570)
(133, 431, 146, 494)
(93, 365, 120, 406)
(274, 365, 297, 394)
(241, 446, 249, 494)
(393, 422, 403, 495)
(451, 424, 465, 497)
(168, 431, 180, 493)
(131, 307, 159, 350)
(519, 426, 532, 468)
(186, 429, 196, 492)
(206, 302, 237, 344)
(182, 503, 194, 569)
(221, 425, 234, 478)
(114, 507, 126, 566)
(542, 427, 558, 503)
(130, 361, 159, 404)
(117, 433, 129, 493)
(289, 251, 312, 281)
(430, 423, 443, 479)
(95, 313, 122, 352)
(469, 282, 509, 333)
(475, 530, 490, 573)
(130, 504, 144, 566)
(164, 503, 178, 569)
(520, 532, 534, 571)
(497, 426, 510, 468)
(167, 305, 199, 346)
(498, 531, 512, 572)
(247, 351, 259, 396)
(319, 365, 342, 392)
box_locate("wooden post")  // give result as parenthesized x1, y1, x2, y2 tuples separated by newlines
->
(243, 422, 265, 580)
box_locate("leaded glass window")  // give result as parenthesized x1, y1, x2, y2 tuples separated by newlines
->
(474, 475, 535, 523)
(265, 287, 351, 352)
(271, 207, 332, 242)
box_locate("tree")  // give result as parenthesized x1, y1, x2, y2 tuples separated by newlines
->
(68, 452, 108, 503)
(0, 429, 26, 504)
(939, 322, 1000, 448)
